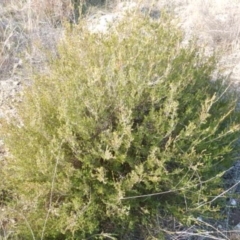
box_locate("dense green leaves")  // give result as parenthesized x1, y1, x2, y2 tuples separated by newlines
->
(1, 12, 240, 239)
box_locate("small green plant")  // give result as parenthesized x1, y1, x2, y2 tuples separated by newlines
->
(1, 11, 240, 239)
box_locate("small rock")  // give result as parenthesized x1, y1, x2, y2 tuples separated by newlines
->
(234, 223, 240, 230)
(230, 199, 237, 206)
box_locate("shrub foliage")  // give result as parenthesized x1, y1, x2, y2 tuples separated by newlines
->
(1, 12, 240, 239)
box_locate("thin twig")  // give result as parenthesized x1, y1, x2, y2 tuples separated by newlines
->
(40, 140, 63, 240)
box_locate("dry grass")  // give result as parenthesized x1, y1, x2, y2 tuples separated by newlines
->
(125, 0, 240, 87)
(26, 0, 81, 28)
(0, 0, 239, 77)
(187, 0, 240, 85)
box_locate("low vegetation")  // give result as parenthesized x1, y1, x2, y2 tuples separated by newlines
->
(0, 2, 240, 240)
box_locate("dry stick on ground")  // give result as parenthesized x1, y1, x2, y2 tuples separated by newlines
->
(195, 179, 240, 210)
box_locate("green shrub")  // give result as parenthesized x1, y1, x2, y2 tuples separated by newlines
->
(1, 12, 240, 239)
